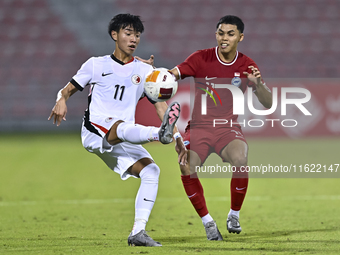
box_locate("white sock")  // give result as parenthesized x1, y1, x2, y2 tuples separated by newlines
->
(201, 213, 214, 225)
(131, 218, 147, 236)
(116, 122, 159, 144)
(131, 163, 160, 235)
(228, 209, 240, 218)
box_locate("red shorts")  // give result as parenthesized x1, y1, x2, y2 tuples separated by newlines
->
(183, 124, 247, 164)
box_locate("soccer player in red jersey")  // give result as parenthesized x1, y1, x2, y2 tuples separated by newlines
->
(169, 15, 273, 240)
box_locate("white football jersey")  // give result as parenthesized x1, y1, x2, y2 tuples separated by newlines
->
(71, 55, 153, 134)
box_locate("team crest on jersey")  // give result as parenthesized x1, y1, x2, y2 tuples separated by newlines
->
(131, 74, 142, 85)
(231, 72, 242, 87)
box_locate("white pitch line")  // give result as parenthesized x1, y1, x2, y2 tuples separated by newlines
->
(0, 195, 339, 207)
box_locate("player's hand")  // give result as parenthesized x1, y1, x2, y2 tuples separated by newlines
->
(175, 137, 188, 165)
(243, 65, 262, 86)
(48, 100, 67, 126)
(135, 55, 154, 66)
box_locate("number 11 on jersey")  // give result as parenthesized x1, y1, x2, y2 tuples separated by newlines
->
(114, 85, 125, 101)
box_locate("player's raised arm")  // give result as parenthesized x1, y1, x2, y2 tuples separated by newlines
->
(48, 82, 78, 126)
(154, 101, 187, 165)
(243, 65, 272, 109)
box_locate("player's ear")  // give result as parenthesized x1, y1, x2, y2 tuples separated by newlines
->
(239, 33, 244, 42)
(111, 30, 118, 41)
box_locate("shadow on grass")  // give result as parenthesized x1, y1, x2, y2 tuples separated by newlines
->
(158, 226, 338, 242)
(228, 226, 339, 242)
(155, 227, 339, 253)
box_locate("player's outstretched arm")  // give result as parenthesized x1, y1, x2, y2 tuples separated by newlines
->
(174, 135, 187, 165)
(134, 55, 181, 82)
(154, 101, 187, 165)
(243, 66, 272, 109)
(48, 82, 78, 126)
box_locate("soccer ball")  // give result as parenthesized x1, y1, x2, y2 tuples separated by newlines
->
(144, 68, 178, 102)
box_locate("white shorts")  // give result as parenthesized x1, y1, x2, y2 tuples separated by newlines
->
(81, 120, 153, 180)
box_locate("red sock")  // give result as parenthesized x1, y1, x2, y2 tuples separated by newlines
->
(230, 167, 249, 211)
(181, 173, 209, 217)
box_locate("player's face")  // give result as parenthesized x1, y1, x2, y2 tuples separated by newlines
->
(215, 24, 243, 55)
(112, 26, 141, 56)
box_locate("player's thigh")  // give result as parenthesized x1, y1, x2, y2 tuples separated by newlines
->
(220, 139, 248, 167)
(182, 125, 210, 167)
(84, 134, 154, 180)
(106, 120, 124, 145)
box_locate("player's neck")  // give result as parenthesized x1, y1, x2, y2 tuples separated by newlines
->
(218, 49, 237, 63)
(113, 50, 133, 64)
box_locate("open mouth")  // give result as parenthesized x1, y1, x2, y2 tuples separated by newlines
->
(128, 45, 136, 50)
(221, 43, 229, 49)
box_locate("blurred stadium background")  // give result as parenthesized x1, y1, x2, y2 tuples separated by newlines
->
(1, 2, 339, 252)
(0, 0, 339, 138)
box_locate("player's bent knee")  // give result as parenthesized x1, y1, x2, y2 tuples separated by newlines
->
(139, 163, 160, 184)
(230, 155, 248, 167)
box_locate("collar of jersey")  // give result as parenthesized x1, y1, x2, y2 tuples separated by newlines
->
(110, 54, 134, 65)
(215, 46, 238, 66)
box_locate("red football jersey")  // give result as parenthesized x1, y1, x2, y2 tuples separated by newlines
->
(177, 46, 261, 126)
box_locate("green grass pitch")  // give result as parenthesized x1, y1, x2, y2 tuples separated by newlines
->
(0, 133, 339, 254)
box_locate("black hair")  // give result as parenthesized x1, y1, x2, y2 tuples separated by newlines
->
(216, 15, 244, 33)
(108, 13, 144, 40)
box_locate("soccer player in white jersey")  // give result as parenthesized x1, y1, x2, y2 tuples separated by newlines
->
(48, 14, 187, 247)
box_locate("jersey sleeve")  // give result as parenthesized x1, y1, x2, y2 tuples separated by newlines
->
(70, 57, 94, 91)
(176, 51, 201, 79)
